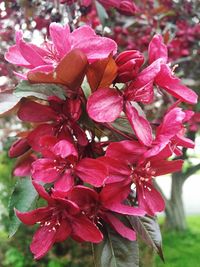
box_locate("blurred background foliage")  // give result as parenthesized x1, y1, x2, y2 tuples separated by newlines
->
(0, 0, 200, 266)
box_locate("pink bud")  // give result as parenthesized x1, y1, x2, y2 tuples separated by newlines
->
(118, 1, 139, 16)
(115, 50, 144, 83)
(9, 138, 30, 158)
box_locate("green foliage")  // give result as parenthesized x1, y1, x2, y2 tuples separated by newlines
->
(14, 80, 66, 100)
(93, 226, 139, 267)
(8, 178, 38, 237)
(154, 215, 200, 267)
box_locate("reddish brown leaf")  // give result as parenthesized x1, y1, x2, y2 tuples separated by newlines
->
(28, 49, 88, 90)
(86, 55, 118, 92)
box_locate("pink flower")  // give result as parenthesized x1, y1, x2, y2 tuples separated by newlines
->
(31, 137, 108, 191)
(143, 107, 194, 159)
(5, 23, 117, 76)
(16, 182, 103, 259)
(149, 34, 198, 104)
(126, 34, 198, 105)
(87, 88, 153, 146)
(68, 185, 144, 240)
(17, 98, 88, 151)
(104, 140, 183, 215)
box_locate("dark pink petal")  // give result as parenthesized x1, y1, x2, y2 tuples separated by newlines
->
(31, 159, 60, 183)
(87, 88, 123, 122)
(99, 156, 130, 183)
(75, 37, 117, 61)
(75, 158, 108, 187)
(148, 34, 168, 64)
(54, 219, 72, 242)
(18, 39, 46, 67)
(106, 140, 147, 164)
(54, 171, 74, 192)
(125, 102, 153, 146)
(70, 25, 96, 43)
(156, 108, 185, 140)
(68, 186, 99, 212)
(71, 26, 117, 62)
(72, 123, 88, 146)
(126, 80, 154, 104)
(27, 124, 55, 151)
(155, 64, 198, 104)
(18, 100, 57, 122)
(52, 140, 77, 158)
(30, 226, 56, 259)
(72, 215, 103, 243)
(100, 181, 145, 216)
(13, 154, 37, 177)
(150, 159, 183, 176)
(49, 23, 71, 59)
(32, 181, 54, 204)
(5, 45, 33, 68)
(137, 182, 165, 216)
(15, 207, 51, 225)
(173, 134, 195, 149)
(103, 212, 136, 241)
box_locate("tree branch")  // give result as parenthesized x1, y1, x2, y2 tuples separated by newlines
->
(183, 163, 200, 181)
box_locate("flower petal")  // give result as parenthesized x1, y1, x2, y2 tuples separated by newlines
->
(155, 64, 198, 104)
(18, 100, 57, 122)
(106, 140, 147, 164)
(137, 182, 165, 216)
(103, 212, 136, 241)
(52, 140, 77, 158)
(125, 102, 153, 146)
(30, 226, 56, 259)
(31, 159, 60, 183)
(49, 23, 71, 59)
(72, 215, 103, 243)
(15, 207, 51, 225)
(148, 34, 168, 64)
(54, 170, 74, 192)
(75, 158, 108, 187)
(87, 88, 123, 122)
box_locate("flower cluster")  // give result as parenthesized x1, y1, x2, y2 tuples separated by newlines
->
(5, 22, 197, 259)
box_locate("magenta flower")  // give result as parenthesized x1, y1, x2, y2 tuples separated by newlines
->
(143, 107, 193, 159)
(16, 182, 103, 259)
(17, 98, 88, 151)
(103, 140, 183, 215)
(87, 88, 153, 146)
(149, 34, 198, 104)
(31, 137, 108, 191)
(5, 23, 117, 76)
(68, 184, 144, 240)
(125, 34, 197, 105)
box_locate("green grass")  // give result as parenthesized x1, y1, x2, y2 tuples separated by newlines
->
(154, 215, 200, 267)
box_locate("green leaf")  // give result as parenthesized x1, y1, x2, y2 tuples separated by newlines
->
(14, 80, 66, 100)
(92, 226, 139, 267)
(8, 178, 38, 237)
(128, 215, 164, 261)
(95, 1, 108, 27)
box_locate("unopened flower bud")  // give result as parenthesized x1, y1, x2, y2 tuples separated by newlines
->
(115, 50, 144, 83)
(9, 138, 30, 158)
(118, 1, 139, 16)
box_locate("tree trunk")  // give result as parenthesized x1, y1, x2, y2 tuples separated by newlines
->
(165, 172, 187, 231)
